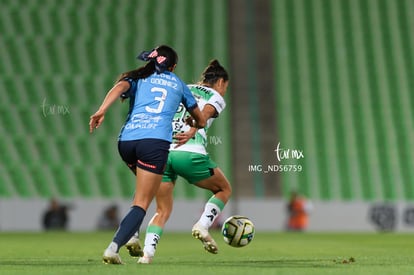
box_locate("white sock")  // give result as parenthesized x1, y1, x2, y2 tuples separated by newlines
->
(143, 232, 161, 257)
(198, 202, 221, 228)
(107, 242, 118, 253)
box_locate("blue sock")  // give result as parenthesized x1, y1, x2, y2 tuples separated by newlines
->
(113, 206, 146, 251)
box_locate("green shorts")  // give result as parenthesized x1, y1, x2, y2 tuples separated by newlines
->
(162, 151, 217, 184)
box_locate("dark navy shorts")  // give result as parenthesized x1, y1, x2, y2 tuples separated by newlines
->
(118, 139, 170, 175)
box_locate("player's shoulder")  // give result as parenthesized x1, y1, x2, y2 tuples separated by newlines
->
(188, 84, 221, 98)
(165, 71, 184, 84)
(188, 84, 212, 92)
(167, 72, 189, 90)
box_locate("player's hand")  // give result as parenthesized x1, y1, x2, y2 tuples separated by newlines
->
(173, 128, 197, 148)
(89, 110, 105, 133)
(184, 116, 199, 128)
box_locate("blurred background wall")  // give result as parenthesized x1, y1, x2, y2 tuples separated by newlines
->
(0, 0, 413, 231)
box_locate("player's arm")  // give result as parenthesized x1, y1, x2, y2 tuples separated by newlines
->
(181, 83, 206, 129)
(174, 104, 216, 147)
(187, 106, 206, 129)
(201, 104, 218, 120)
(89, 80, 130, 133)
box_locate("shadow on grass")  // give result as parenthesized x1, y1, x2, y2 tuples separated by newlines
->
(0, 258, 351, 269)
(174, 259, 339, 269)
(0, 258, 98, 267)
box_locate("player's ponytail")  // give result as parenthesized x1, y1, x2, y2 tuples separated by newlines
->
(199, 59, 229, 86)
(116, 45, 178, 83)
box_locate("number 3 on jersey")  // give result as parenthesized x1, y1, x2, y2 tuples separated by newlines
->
(145, 87, 168, 113)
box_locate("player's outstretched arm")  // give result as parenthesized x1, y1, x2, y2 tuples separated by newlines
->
(89, 81, 130, 133)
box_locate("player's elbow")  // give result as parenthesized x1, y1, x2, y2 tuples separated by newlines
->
(197, 117, 206, 128)
(189, 107, 206, 128)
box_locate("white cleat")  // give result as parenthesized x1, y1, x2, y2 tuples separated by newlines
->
(125, 237, 144, 257)
(102, 248, 123, 264)
(191, 222, 218, 254)
(137, 253, 153, 264)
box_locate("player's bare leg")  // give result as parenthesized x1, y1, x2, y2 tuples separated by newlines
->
(103, 168, 162, 264)
(138, 181, 174, 264)
(192, 168, 231, 254)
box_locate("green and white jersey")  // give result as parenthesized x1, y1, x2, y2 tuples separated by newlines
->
(170, 84, 226, 155)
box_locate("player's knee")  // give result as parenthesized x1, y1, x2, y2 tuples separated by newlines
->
(222, 180, 232, 196)
(215, 182, 232, 201)
(224, 186, 232, 200)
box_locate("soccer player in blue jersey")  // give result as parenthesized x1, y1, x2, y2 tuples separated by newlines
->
(126, 60, 231, 263)
(89, 45, 206, 264)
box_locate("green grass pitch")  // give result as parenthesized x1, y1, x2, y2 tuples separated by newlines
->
(0, 231, 413, 275)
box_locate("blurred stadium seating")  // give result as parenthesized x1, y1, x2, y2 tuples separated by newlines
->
(0, 0, 229, 199)
(1, 0, 413, 202)
(273, 0, 414, 200)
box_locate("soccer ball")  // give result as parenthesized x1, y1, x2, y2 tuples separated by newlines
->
(221, 215, 255, 247)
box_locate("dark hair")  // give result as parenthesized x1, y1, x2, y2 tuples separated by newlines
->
(198, 59, 229, 86)
(156, 45, 178, 69)
(116, 45, 178, 82)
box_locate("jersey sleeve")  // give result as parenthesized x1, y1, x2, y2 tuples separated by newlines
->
(206, 92, 226, 118)
(119, 77, 137, 99)
(181, 83, 198, 111)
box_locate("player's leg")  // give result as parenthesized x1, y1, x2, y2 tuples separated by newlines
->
(191, 167, 232, 254)
(138, 181, 175, 264)
(103, 139, 168, 264)
(123, 157, 142, 258)
(194, 167, 231, 226)
(103, 168, 162, 264)
(125, 170, 168, 258)
(127, 153, 177, 262)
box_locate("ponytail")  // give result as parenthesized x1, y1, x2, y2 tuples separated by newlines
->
(199, 59, 229, 86)
(116, 45, 178, 83)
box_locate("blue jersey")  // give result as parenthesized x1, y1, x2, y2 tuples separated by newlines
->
(119, 72, 197, 142)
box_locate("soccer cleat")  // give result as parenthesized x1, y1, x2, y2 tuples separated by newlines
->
(102, 248, 123, 264)
(191, 222, 218, 254)
(125, 237, 144, 257)
(137, 253, 153, 264)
